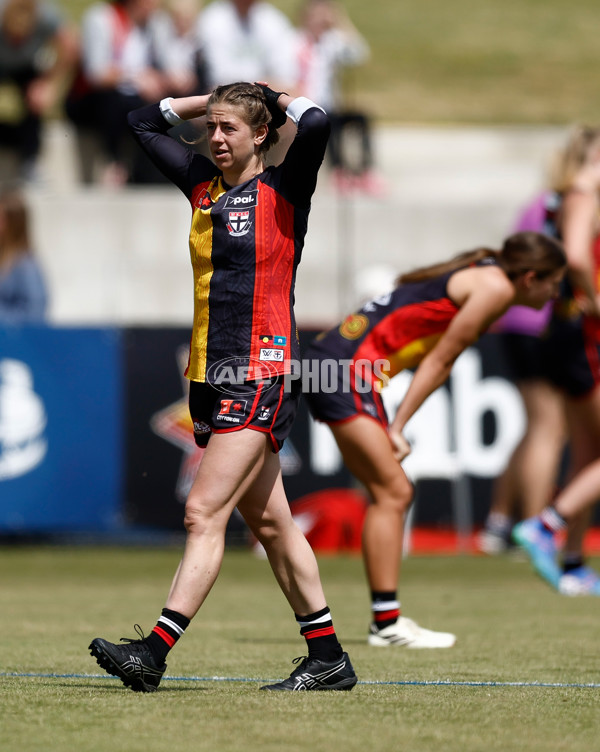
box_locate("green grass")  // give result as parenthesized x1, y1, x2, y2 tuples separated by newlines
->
(1, 546, 599, 751)
(62, 0, 600, 124)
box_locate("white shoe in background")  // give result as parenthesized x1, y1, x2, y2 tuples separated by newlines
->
(368, 616, 456, 648)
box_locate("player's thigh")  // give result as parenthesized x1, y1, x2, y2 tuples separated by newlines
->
(331, 415, 411, 498)
(187, 428, 270, 515)
(236, 452, 294, 532)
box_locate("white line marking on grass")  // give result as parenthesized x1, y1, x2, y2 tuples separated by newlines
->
(2, 672, 600, 689)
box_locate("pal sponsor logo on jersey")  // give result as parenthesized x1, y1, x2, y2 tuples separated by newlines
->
(224, 190, 258, 209)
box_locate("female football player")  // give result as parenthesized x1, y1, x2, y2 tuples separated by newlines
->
(304, 231, 566, 646)
(89, 82, 357, 692)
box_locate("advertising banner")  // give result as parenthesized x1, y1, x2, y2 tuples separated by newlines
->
(1, 325, 557, 540)
(0, 327, 123, 533)
(122, 327, 530, 535)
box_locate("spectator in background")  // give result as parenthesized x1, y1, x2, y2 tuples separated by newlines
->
(151, 0, 206, 99)
(65, 0, 171, 185)
(0, 0, 77, 183)
(0, 188, 48, 323)
(295, 0, 383, 194)
(197, 0, 298, 92)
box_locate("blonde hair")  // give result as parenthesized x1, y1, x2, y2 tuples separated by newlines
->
(396, 232, 566, 285)
(548, 124, 600, 194)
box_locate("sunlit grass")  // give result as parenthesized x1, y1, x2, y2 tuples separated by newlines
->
(2, 546, 599, 752)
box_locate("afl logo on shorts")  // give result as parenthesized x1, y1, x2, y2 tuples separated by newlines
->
(227, 211, 252, 237)
(339, 314, 369, 340)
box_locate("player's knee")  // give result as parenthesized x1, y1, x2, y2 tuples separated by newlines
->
(248, 512, 293, 549)
(248, 516, 278, 547)
(376, 478, 413, 514)
(183, 506, 206, 535)
(183, 499, 220, 536)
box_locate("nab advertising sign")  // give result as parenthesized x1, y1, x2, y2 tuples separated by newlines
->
(0, 327, 123, 533)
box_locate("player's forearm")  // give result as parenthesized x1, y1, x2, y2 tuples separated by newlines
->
(390, 357, 452, 433)
(168, 95, 211, 121)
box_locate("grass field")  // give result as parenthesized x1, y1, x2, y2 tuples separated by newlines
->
(61, 0, 600, 125)
(2, 545, 599, 752)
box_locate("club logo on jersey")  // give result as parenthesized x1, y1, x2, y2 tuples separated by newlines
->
(259, 348, 284, 362)
(227, 211, 252, 237)
(224, 190, 258, 208)
(339, 314, 369, 340)
(216, 399, 248, 424)
(258, 406, 271, 421)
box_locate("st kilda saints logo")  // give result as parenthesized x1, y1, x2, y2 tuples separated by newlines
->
(225, 190, 257, 237)
(227, 210, 251, 237)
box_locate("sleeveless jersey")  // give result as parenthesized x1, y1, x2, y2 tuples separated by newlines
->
(307, 269, 462, 387)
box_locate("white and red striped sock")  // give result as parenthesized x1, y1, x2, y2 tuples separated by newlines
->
(371, 592, 400, 631)
(296, 606, 342, 662)
(145, 608, 190, 664)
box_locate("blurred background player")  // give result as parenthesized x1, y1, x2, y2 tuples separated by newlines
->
(477, 193, 567, 554)
(513, 125, 600, 595)
(304, 232, 566, 647)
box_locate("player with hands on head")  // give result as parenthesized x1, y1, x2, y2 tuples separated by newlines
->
(88, 81, 357, 692)
(304, 232, 567, 647)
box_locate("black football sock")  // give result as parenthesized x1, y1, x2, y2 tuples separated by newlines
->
(144, 608, 190, 664)
(371, 590, 400, 630)
(296, 606, 343, 662)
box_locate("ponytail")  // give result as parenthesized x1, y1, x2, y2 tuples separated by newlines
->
(395, 232, 566, 287)
(396, 248, 499, 285)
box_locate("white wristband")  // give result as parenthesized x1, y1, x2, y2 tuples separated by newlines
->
(286, 97, 325, 125)
(159, 97, 185, 126)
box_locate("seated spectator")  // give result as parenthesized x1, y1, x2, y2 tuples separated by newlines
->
(0, 187, 48, 323)
(65, 0, 171, 185)
(197, 0, 298, 92)
(151, 0, 206, 99)
(295, 0, 384, 195)
(0, 0, 77, 183)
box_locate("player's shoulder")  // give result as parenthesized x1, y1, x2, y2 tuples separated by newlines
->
(450, 264, 513, 305)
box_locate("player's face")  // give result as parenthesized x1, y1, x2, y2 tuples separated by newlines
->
(521, 267, 565, 309)
(206, 104, 261, 174)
